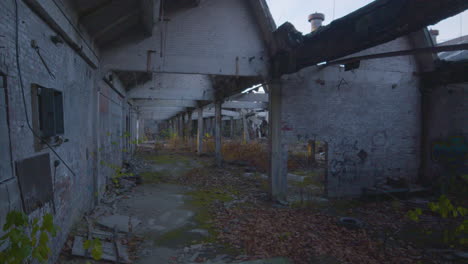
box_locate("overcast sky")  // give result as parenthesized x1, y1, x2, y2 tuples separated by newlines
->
(265, 0, 467, 43)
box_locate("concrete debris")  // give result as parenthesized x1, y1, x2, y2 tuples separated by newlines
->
(89, 205, 113, 219)
(454, 251, 468, 260)
(339, 217, 365, 230)
(72, 236, 131, 263)
(287, 173, 305, 182)
(190, 252, 200, 262)
(189, 228, 210, 237)
(97, 214, 142, 233)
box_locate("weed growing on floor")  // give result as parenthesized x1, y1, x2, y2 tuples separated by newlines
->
(140, 171, 173, 184)
(221, 141, 269, 172)
(185, 188, 236, 243)
(407, 195, 468, 247)
(83, 238, 103, 261)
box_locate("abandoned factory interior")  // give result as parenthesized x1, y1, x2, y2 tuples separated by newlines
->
(0, 0, 467, 263)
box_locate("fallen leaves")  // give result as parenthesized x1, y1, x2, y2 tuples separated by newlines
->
(214, 207, 419, 264)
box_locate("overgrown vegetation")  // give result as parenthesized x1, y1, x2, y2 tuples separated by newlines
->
(186, 188, 236, 243)
(83, 238, 103, 261)
(0, 211, 58, 264)
(221, 140, 269, 172)
(407, 195, 468, 247)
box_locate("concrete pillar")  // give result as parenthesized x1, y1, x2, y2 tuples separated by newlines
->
(242, 110, 250, 143)
(187, 111, 193, 144)
(171, 118, 175, 136)
(197, 108, 203, 155)
(139, 119, 145, 140)
(230, 117, 234, 138)
(269, 80, 287, 202)
(178, 115, 183, 138)
(214, 101, 222, 166)
(210, 117, 215, 135)
(181, 113, 186, 140)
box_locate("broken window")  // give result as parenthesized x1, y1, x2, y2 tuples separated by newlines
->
(31, 84, 65, 149)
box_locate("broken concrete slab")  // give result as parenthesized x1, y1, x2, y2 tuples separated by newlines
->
(97, 214, 142, 233)
(189, 228, 210, 237)
(72, 236, 131, 263)
(287, 173, 305, 182)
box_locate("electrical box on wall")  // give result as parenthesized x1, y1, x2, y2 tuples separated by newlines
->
(31, 84, 64, 139)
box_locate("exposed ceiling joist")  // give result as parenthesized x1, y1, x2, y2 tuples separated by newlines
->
(222, 101, 267, 109)
(132, 99, 198, 108)
(229, 93, 268, 102)
(94, 10, 140, 39)
(78, 0, 113, 22)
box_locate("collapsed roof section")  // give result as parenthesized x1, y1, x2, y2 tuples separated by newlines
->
(270, 0, 468, 76)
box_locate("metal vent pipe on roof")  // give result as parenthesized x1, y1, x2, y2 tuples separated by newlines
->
(308, 12, 325, 32)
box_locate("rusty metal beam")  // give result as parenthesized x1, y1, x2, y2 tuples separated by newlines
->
(273, 0, 468, 75)
(326, 43, 468, 67)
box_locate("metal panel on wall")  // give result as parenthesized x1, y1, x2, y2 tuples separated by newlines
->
(15, 153, 54, 213)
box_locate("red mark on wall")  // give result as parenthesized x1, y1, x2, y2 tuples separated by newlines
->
(281, 122, 293, 131)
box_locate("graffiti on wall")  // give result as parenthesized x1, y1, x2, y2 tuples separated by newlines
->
(432, 136, 468, 175)
(329, 131, 388, 183)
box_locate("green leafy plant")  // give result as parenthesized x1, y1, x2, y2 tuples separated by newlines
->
(407, 208, 423, 222)
(83, 238, 103, 260)
(408, 195, 468, 246)
(0, 211, 58, 264)
(428, 195, 468, 218)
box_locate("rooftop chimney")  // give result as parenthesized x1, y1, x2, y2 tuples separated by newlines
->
(308, 12, 325, 32)
(429, 29, 439, 44)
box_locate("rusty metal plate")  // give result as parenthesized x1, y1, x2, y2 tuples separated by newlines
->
(15, 153, 53, 213)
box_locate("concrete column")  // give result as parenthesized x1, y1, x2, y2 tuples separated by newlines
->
(187, 111, 193, 144)
(230, 117, 234, 138)
(197, 108, 203, 155)
(181, 113, 186, 140)
(242, 110, 250, 143)
(209, 117, 214, 136)
(139, 119, 145, 140)
(171, 119, 175, 136)
(214, 101, 222, 166)
(178, 115, 183, 138)
(269, 80, 287, 202)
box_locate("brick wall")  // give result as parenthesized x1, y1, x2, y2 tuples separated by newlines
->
(423, 83, 468, 183)
(279, 37, 422, 196)
(101, 0, 269, 77)
(0, 1, 131, 262)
